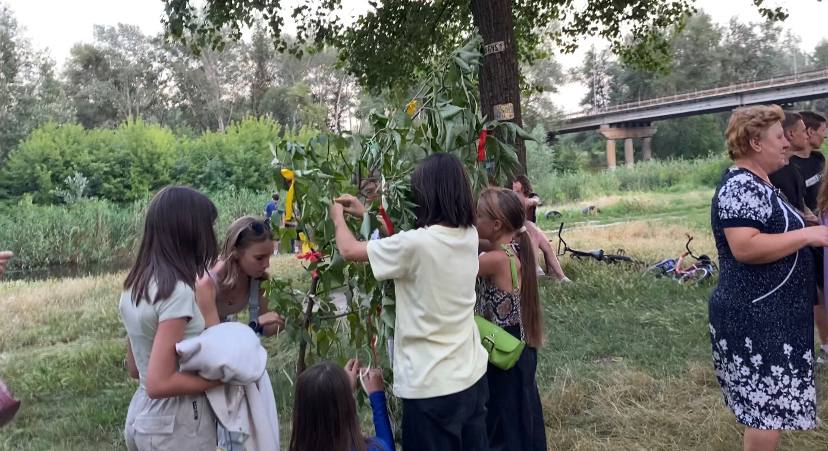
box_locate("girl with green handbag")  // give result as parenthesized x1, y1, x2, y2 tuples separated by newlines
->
(475, 187, 547, 451)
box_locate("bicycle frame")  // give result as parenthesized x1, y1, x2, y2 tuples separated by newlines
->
(556, 223, 634, 263)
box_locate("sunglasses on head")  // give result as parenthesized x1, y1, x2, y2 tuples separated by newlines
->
(236, 220, 270, 246)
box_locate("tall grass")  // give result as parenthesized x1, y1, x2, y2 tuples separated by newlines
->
(0, 188, 271, 273)
(533, 156, 730, 204)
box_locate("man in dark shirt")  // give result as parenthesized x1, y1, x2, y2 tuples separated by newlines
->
(789, 111, 827, 212)
(798, 111, 828, 360)
(769, 112, 814, 220)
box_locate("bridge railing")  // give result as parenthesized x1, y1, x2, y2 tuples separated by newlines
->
(563, 68, 828, 120)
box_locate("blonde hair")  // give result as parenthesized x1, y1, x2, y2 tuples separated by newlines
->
(725, 104, 785, 160)
(219, 216, 272, 289)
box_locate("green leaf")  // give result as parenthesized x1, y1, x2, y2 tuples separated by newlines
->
(439, 104, 464, 120)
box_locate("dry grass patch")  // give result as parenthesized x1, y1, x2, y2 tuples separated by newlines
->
(553, 219, 717, 262)
(542, 363, 828, 451)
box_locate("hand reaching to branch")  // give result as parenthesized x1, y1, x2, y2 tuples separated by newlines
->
(359, 367, 385, 395)
(335, 194, 367, 217)
(344, 358, 362, 390)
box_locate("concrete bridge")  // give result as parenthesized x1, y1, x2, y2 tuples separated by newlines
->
(549, 69, 828, 169)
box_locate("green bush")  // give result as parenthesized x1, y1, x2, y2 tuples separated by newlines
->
(0, 117, 318, 204)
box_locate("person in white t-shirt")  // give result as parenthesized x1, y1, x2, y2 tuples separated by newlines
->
(331, 153, 489, 451)
(120, 186, 224, 451)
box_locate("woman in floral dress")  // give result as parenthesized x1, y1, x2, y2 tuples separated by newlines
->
(710, 104, 828, 451)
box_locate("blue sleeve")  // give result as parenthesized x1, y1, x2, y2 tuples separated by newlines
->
(367, 391, 394, 451)
(264, 202, 275, 217)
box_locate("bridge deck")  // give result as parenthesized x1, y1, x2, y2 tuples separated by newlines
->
(555, 69, 828, 134)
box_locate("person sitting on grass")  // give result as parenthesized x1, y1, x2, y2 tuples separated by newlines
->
(196, 216, 286, 336)
(288, 360, 393, 451)
(511, 175, 541, 223)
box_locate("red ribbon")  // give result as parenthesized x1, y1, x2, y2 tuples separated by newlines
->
(378, 204, 395, 235)
(477, 129, 488, 161)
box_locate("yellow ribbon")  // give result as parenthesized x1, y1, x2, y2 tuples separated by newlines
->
(298, 232, 316, 254)
(281, 168, 296, 222)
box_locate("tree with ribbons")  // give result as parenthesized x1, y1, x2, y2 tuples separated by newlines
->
(263, 36, 534, 375)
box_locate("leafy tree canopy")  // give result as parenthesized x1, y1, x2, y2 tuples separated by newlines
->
(162, 0, 792, 93)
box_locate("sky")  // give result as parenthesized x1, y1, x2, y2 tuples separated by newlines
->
(5, 0, 828, 112)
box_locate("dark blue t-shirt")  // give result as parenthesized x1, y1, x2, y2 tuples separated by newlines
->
(264, 200, 277, 219)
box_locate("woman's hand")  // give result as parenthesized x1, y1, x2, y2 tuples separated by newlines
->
(806, 225, 828, 247)
(335, 194, 367, 217)
(258, 311, 286, 336)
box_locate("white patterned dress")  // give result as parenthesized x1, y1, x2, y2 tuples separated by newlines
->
(709, 167, 816, 430)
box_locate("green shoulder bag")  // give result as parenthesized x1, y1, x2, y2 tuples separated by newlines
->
(475, 244, 525, 370)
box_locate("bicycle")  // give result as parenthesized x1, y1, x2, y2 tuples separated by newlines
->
(556, 223, 636, 264)
(647, 234, 717, 284)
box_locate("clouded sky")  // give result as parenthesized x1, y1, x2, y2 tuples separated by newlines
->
(5, 0, 828, 112)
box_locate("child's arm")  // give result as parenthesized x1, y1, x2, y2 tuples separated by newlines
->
(195, 276, 221, 328)
(257, 289, 286, 337)
(145, 318, 222, 398)
(125, 340, 139, 379)
(331, 202, 369, 262)
(362, 368, 394, 451)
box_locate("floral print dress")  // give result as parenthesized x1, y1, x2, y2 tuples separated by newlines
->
(709, 167, 816, 430)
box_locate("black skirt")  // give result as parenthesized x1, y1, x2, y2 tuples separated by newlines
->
(485, 325, 547, 451)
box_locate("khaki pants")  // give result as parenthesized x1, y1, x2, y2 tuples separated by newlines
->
(125, 386, 217, 451)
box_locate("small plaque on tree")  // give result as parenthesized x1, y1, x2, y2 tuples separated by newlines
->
(484, 41, 506, 55)
(493, 103, 515, 121)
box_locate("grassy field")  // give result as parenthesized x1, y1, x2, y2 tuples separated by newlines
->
(3, 191, 828, 450)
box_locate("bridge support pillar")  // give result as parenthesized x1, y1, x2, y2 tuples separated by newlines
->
(624, 138, 635, 167)
(598, 124, 657, 170)
(642, 137, 653, 161)
(606, 139, 617, 170)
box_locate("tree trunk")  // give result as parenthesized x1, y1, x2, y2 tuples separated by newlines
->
(470, 0, 526, 176)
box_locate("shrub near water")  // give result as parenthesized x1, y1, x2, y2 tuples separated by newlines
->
(0, 189, 270, 272)
(532, 156, 729, 204)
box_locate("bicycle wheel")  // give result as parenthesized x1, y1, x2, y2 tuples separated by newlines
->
(679, 268, 710, 285)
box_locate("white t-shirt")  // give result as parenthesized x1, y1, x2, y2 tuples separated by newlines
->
(367, 225, 488, 399)
(119, 280, 205, 385)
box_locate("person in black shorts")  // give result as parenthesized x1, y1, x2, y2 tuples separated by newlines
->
(801, 111, 828, 360)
